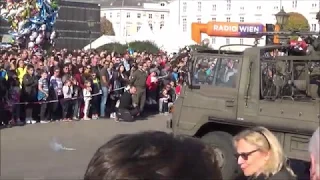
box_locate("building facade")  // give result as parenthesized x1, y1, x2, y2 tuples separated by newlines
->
(169, 0, 320, 51)
(100, 0, 170, 37)
(54, 1, 100, 49)
(0, 0, 100, 50)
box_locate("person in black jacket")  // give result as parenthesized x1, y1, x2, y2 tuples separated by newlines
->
(89, 70, 101, 119)
(20, 65, 39, 124)
(115, 85, 139, 122)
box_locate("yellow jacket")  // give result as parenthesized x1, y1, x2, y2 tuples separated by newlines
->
(16, 67, 27, 86)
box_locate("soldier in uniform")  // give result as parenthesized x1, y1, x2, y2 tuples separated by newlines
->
(130, 62, 148, 115)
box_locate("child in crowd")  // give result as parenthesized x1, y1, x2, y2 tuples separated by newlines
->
(7, 70, 21, 125)
(83, 80, 92, 120)
(159, 88, 170, 115)
(62, 79, 73, 121)
(175, 79, 183, 98)
(90, 71, 101, 120)
(38, 70, 49, 123)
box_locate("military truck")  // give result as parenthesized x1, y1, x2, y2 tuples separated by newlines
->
(167, 44, 320, 180)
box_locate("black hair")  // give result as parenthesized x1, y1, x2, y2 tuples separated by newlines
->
(84, 131, 222, 180)
(26, 64, 34, 70)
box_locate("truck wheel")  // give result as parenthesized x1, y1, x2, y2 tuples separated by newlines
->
(201, 131, 241, 180)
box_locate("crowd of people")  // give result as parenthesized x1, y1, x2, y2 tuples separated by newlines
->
(0, 48, 187, 126)
(84, 127, 320, 180)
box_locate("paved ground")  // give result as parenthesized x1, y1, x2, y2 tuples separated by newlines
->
(0, 114, 170, 179)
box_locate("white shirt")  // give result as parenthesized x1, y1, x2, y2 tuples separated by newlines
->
(83, 88, 92, 101)
(62, 85, 73, 98)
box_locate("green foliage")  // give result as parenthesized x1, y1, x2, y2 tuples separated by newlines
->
(128, 41, 160, 54)
(97, 42, 127, 53)
(97, 41, 160, 54)
(283, 12, 310, 32)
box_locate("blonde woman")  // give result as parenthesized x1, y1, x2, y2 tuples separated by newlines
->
(234, 126, 296, 180)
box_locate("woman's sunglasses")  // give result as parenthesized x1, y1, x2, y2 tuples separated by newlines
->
(235, 149, 259, 161)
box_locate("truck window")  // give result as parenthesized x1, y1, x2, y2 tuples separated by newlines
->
(215, 58, 239, 88)
(192, 57, 218, 85)
(260, 49, 320, 100)
(192, 57, 239, 88)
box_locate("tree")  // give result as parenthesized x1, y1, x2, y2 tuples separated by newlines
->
(283, 12, 310, 32)
(97, 42, 126, 53)
(100, 16, 115, 35)
(128, 41, 160, 54)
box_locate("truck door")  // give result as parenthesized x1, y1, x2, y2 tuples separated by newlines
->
(178, 54, 242, 131)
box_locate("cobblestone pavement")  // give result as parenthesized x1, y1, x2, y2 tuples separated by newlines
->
(0, 114, 170, 179)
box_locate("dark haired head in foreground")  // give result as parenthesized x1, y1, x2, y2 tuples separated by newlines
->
(84, 131, 222, 180)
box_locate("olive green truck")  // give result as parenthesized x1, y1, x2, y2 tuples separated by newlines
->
(167, 45, 320, 180)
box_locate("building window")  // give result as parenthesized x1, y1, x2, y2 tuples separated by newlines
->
(148, 14, 152, 19)
(212, 17, 216, 21)
(274, 6, 279, 10)
(292, 0, 297, 8)
(240, 38, 244, 44)
(226, 0, 231, 3)
(117, 12, 120, 17)
(126, 13, 130, 18)
(226, 17, 230, 22)
(312, 3, 317, 8)
(227, 4, 231, 10)
(212, 4, 216, 11)
(256, 6, 261, 9)
(137, 13, 141, 18)
(160, 14, 164, 19)
(183, 2, 187, 12)
(240, 6, 244, 10)
(137, 26, 141, 32)
(109, 12, 112, 18)
(197, 2, 201, 12)
(183, 18, 187, 32)
(226, 38, 230, 45)
(197, 17, 201, 23)
(311, 24, 317, 31)
(126, 26, 130, 36)
(240, 17, 244, 22)
(104, 13, 106, 17)
(160, 22, 164, 29)
(149, 24, 153, 30)
(212, 37, 216, 44)
(160, 3, 165, 6)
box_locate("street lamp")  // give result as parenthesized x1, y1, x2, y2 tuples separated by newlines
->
(275, 7, 289, 44)
(275, 7, 289, 28)
(87, 18, 95, 50)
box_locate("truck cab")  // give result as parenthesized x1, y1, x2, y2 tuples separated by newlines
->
(168, 44, 320, 180)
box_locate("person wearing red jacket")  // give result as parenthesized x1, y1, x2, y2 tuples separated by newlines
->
(146, 68, 158, 104)
(72, 65, 85, 119)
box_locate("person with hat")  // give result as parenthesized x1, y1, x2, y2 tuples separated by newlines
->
(130, 62, 148, 115)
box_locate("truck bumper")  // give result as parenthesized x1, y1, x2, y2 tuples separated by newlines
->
(166, 118, 172, 129)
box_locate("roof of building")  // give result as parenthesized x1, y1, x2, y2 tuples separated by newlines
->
(99, 0, 169, 8)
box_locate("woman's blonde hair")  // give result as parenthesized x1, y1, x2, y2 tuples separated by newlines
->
(234, 126, 295, 178)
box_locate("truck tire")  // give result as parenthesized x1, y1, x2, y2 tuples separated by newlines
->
(201, 131, 241, 180)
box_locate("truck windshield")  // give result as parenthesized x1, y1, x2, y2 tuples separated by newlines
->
(191, 54, 242, 88)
